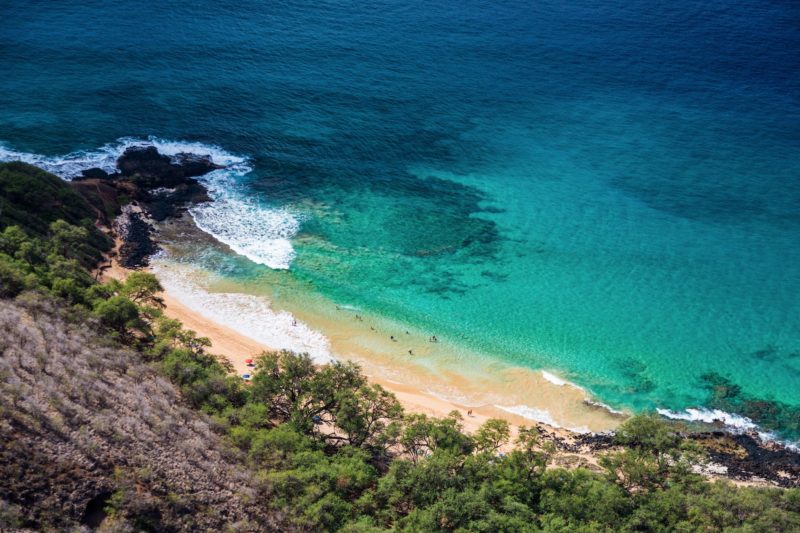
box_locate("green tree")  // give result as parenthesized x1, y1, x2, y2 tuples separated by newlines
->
(600, 414, 705, 493)
(250, 350, 366, 435)
(474, 418, 510, 454)
(400, 411, 474, 462)
(0, 255, 27, 297)
(334, 383, 404, 453)
(120, 271, 164, 308)
(49, 219, 89, 259)
(93, 295, 142, 337)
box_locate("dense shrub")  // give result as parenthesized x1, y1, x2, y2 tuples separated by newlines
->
(0, 205, 798, 531)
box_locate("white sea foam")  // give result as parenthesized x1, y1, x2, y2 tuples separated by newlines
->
(0, 136, 247, 178)
(584, 399, 626, 416)
(151, 259, 332, 364)
(0, 136, 301, 269)
(657, 407, 800, 452)
(0, 141, 120, 178)
(496, 404, 591, 434)
(541, 370, 569, 387)
(657, 407, 759, 430)
(189, 194, 299, 270)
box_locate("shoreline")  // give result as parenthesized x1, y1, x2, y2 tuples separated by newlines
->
(144, 215, 627, 436)
(101, 257, 610, 440)
(33, 137, 623, 440)
(71, 141, 797, 487)
(100, 257, 800, 487)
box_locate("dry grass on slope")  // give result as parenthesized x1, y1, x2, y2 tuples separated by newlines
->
(0, 295, 286, 532)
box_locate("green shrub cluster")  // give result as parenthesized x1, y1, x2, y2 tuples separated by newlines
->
(0, 162, 111, 265)
(1, 214, 799, 531)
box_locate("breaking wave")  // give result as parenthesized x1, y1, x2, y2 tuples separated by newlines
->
(496, 404, 591, 434)
(0, 136, 300, 270)
(150, 257, 332, 364)
(657, 407, 800, 452)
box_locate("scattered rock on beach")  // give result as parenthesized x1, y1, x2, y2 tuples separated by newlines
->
(113, 205, 159, 268)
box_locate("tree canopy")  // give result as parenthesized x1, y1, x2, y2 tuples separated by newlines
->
(1, 192, 798, 530)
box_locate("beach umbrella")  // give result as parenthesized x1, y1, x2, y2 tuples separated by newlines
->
(245, 358, 253, 364)
(242, 374, 251, 380)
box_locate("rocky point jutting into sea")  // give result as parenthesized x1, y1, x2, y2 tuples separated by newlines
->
(69, 145, 221, 268)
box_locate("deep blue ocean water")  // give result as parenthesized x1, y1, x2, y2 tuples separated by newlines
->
(2, 1, 799, 437)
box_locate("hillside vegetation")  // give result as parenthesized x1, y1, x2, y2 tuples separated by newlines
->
(1, 162, 799, 531)
(0, 162, 111, 266)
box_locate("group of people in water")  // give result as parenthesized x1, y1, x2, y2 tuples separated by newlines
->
(329, 304, 482, 418)
(336, 303, 440, 356)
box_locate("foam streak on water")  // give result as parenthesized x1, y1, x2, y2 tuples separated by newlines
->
(541, 371, 572, 387)
(189, 187, 299, 270)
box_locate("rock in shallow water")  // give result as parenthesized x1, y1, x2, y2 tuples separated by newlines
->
(116, 146, 222, 187)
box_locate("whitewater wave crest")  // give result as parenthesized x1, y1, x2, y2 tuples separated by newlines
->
(151, 258, 332, 364)
(0, 136, 300, 270)
(657, 407, 800, 452)
(657, 407, 759, 431)
(0, 136, 248, 179)
(189, 186, 300, 270)
(496, 404, 591, 433)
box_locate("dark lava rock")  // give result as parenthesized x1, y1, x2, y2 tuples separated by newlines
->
(117, 146, 184, 187)
(80, 167, 110, 180)
(174, 152, 223, 178)
(112, 145, 217, 221)
(114, 209, 159, 268)
(116, 146, 222, 188)
(694, 432, 800, 487)
(143, 182, 212, 221)
(67, 145, 221, 266)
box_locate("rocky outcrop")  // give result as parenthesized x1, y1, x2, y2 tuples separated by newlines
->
(694, 432, 800, 487)
(116, 146, 221, 188)
(570, 430, 800, 488)
(70, 145, 222, 267)
(80, 167, 110, 180)
(0, 297, 289, 531)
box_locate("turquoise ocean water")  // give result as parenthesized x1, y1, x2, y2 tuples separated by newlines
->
(2, 1, 799, 438)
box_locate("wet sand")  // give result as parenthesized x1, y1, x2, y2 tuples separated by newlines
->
(103, 256, 624, 438)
